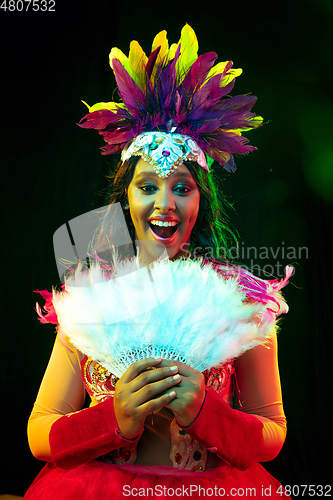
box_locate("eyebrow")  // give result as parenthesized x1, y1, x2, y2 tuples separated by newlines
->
(134, 170, 194, 181)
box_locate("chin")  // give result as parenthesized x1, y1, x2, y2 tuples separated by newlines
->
(136, 234, 189, 263)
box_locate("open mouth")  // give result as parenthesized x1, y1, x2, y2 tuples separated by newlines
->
(148, 220, 179, 239)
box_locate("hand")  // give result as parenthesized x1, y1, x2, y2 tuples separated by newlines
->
(114, 357, 181, 439)
(160, 360, 206, 428)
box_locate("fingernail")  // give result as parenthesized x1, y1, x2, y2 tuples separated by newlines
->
(153, 357, 162, 360)
(173, 374, 181, 381)
(169, 391, 176, 397)
(170, 366, 178, 373)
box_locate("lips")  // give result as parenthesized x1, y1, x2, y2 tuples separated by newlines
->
(148, 225, 180, 243)
(148, 217, 180, 242)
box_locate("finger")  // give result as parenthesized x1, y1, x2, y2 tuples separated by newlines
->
(133, 374, 181, 407)
(150, 382, 183, 400)
(138, 390, 177, 417)
(130, 365, 179, 392)
(121, 357, 162, 383)
(159, 359, 195, 376)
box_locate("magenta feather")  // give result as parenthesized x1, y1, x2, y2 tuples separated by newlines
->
(112, 59, 146, 118)
(79, 109, 124, 130)
(218, 94, 258, 112)
(102, 128, 136, 145)
(145, 46, 161, 79)
(180, 52, 218, 99)
(210, 132, 255, 155)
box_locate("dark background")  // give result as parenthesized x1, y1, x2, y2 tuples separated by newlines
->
(1, 0, 332, 496)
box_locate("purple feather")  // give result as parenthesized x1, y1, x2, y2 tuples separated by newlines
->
(145, 46, 161, 79)
(218, 80, 237, 97)
(157, 46, 180, 97)
(219, 112, 260, 131)
(194, 119, 221, 134)
(112, 59, 147, 118)
(219, 133, 256, 154)
(144, 45, 181, 122)
(181, 52, 217, 97)
(217, 94, 258, 112)
(156, 61, 177, 106)
(208, 131, 256, 155)
(188, 76, 232, 121)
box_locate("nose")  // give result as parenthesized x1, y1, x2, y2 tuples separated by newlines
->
(154, 185, 176, 211)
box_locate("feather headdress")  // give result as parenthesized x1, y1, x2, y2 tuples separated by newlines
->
(79, 24, 263, 173)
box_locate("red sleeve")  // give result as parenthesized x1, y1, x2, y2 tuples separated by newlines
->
(179, 387, 263, 471)
(49, 398, 140, 469)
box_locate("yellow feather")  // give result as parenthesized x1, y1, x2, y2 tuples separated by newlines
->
(176, 24, 198, 83)
(242, 115, 264, 130)
(83, 101, 125, 113)
(223, 129, 242, 135)
(203, 62, 243, 87)
(205, 61, 229, 81)
(167, 43, 179, 61)
(81, 100, 91, 110)
(224, 115, 264, 134)
(150, 29, 169, 83)
(151, 29, 169, 65)
(128, 40, 148, 89)
(109, 47, 128, 71)
(221, 67, 243, 87)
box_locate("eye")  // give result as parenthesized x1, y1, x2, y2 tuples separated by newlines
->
(140, 183, 157, 193)
(173, 184, 192, 195)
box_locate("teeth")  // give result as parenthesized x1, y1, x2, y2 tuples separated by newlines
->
(150, 220, 178, 227)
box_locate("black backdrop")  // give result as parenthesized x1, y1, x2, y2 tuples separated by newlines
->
(1, 0, 332, 496)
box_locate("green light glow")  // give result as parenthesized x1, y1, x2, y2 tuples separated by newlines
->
(303, 147, 333, 201)
(299, 101, 333, 201)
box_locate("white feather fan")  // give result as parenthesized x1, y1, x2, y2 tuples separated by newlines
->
(53, 257, 276, 377)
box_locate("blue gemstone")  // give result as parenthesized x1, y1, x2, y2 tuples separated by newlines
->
(162, 150, 170, 157)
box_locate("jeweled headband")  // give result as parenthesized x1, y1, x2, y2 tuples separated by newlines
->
(79, 24, 263, 176)
(121, 131, 208, 178)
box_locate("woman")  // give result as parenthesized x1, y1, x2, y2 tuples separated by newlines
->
(25, 25, 291, 499)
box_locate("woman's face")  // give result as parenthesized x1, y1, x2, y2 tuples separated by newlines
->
(127, 159, 200, 262)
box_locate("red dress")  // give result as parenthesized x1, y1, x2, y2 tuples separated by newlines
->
(25, 262, 291, 499)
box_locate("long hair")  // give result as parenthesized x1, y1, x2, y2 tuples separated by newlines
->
(93, 157, 237, 261)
